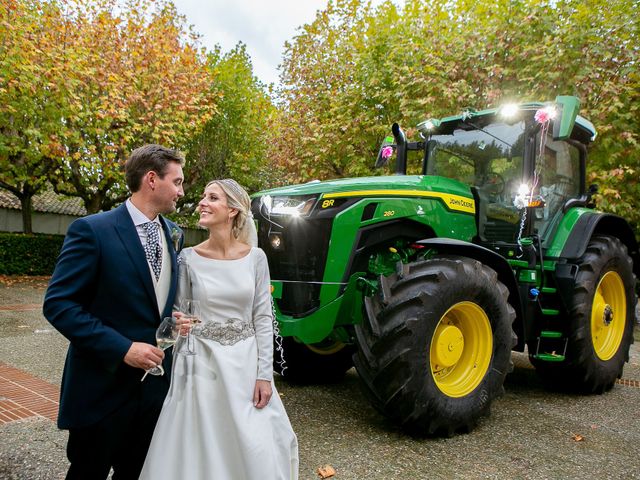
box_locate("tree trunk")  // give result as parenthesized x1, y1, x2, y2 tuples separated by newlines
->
(19, 194, 33, 234)
(84, 192, 103, 214)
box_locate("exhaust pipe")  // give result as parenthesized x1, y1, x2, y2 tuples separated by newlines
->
(392, 123, 407, 175)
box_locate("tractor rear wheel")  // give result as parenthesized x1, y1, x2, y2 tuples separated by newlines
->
(354, 256, 516, 436)
(533, 235, 636, 393)
(276, 337, 354, 383)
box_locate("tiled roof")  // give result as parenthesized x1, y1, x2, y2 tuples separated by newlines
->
(0, 189, 86, 216)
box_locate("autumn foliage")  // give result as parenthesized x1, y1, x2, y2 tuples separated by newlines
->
(1, 0, 217, 218)
(273, 0, 639, 231)
(1, 0, 638, 236)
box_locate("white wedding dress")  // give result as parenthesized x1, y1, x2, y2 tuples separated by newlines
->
(140, 247, 298, 480)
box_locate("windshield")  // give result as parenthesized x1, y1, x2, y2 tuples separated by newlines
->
(425, 119, 527, 242)
(426, 120, 526, 203)
(425, 117, 583, 243)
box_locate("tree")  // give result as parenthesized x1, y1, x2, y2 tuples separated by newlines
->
(48, 0, 217, 213)
(274, 0, 639, 232)
(180, 43, 275, 223)
(0, 0, 67, 232)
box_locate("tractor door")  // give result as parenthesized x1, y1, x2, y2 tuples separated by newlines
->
(531, 133, 582, 244)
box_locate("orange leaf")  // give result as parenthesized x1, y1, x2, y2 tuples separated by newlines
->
(571, 433, 585, 442)
(317, 465, 336, 478)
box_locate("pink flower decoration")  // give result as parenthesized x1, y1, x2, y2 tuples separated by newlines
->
(381, 146, 394, 159)
(534, 107, 556, 124)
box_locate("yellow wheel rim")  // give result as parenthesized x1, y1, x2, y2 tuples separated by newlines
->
(430, 301, 493, 398)
(591, 271, 626, 361)
(306, 339, 346, 355)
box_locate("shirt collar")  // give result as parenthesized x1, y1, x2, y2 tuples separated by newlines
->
(126, 199, 160, 227)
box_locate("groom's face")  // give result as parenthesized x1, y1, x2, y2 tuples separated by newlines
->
(153, 161, 184, 214)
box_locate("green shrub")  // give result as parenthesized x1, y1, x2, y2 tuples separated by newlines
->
(0, 232, 65, 275)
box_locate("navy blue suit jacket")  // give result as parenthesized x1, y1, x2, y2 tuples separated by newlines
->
(43, 203, 183, 429)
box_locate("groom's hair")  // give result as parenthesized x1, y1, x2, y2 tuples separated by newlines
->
(125, 144, 185, 192)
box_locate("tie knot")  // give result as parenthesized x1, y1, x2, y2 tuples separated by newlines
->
(143, 221, 160, 234)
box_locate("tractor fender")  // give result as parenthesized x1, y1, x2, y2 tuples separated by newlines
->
(560, 212, 639, 277)
(414, 238, 524, 334)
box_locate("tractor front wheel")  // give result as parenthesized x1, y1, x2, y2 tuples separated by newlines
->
(354, 256, 516, 436)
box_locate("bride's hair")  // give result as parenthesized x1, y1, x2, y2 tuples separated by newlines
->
(206, 179, 257, 247)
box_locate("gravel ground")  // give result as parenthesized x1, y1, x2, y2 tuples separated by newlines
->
(1, 278, 639, 479)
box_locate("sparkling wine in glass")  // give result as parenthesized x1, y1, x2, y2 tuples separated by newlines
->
(141, 316, 180, 381)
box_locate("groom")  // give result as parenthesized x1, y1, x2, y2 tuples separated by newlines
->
(44, 144, 185, 479)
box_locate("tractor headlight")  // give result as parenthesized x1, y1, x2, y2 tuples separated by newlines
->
(261, 195, 316, 217)
(499, 103, 519, 119)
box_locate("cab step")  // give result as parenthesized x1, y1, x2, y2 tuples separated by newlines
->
(533, 331, 567, 362)
(533, 352, 566, 362)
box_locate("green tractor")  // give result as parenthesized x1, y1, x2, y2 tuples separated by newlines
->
(251, 96, 638, 435)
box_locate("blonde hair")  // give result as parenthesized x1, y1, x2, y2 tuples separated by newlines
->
(206, 179, 256, 246)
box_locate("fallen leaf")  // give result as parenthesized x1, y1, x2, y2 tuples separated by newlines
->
(317, 465, 336, 478)
(571, 433, 585, 442)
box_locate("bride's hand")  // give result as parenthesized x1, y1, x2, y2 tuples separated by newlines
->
(172, 311, 190, 335)
(253, 379, 272, 409)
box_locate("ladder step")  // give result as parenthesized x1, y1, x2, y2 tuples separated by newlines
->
(540, 330, 563, 338)
(541, 308, 560, 316)
(534, 352, 565, 362)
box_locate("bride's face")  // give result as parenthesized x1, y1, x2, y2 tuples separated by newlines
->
(197, 184, 235, 229)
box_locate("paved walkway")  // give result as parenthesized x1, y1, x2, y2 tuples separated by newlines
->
(0, 304, 42, 312)
(0, 363, 59, 425)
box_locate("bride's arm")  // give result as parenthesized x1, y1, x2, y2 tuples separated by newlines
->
(252, 248, 274, 383)
(173, 250, 191, 312)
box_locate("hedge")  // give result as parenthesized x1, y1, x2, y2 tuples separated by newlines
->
(0, 232, 65, 275)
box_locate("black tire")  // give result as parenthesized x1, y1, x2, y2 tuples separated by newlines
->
(353, 256, 516, 436)
(532, 235, 636, 393)
(276, 336, 354, 383)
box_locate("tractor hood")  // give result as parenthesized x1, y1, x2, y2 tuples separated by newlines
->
(252, 175, 475, 217)
(254, 174, 471, 198)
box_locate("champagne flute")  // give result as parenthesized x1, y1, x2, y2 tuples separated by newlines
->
(179, 299, 201, 355)
(141, 316, 180, 381)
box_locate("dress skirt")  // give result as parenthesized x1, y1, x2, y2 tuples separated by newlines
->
(139, 335, 298, 480)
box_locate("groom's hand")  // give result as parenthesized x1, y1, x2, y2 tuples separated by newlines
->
(124, 342, 165, 370)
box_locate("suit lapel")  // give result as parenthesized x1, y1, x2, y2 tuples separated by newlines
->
(113, 204, 158, 315)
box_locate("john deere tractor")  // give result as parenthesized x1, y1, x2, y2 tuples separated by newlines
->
(251, 96, 638, 435)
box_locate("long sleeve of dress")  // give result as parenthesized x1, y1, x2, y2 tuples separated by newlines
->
(174, 250, 192, 312)
(253, 248, 274, 382)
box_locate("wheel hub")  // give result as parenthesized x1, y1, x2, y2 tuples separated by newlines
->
(602, 304, 613, 326)
(430, 301, 493, 398)
(433, 325, 464, 368)
(591, 270, 626, 361)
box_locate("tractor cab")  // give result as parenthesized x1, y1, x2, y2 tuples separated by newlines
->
(377, 96, 596, 252)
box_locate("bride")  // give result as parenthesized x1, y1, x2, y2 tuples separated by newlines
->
(140, 179, 299, 480)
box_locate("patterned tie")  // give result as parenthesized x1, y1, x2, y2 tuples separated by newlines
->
(143, 222, 162, 280)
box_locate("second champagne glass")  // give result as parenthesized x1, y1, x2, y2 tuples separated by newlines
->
(180, 299, 201, 355)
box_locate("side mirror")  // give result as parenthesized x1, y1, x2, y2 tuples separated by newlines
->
(375, 136, 395, 168)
